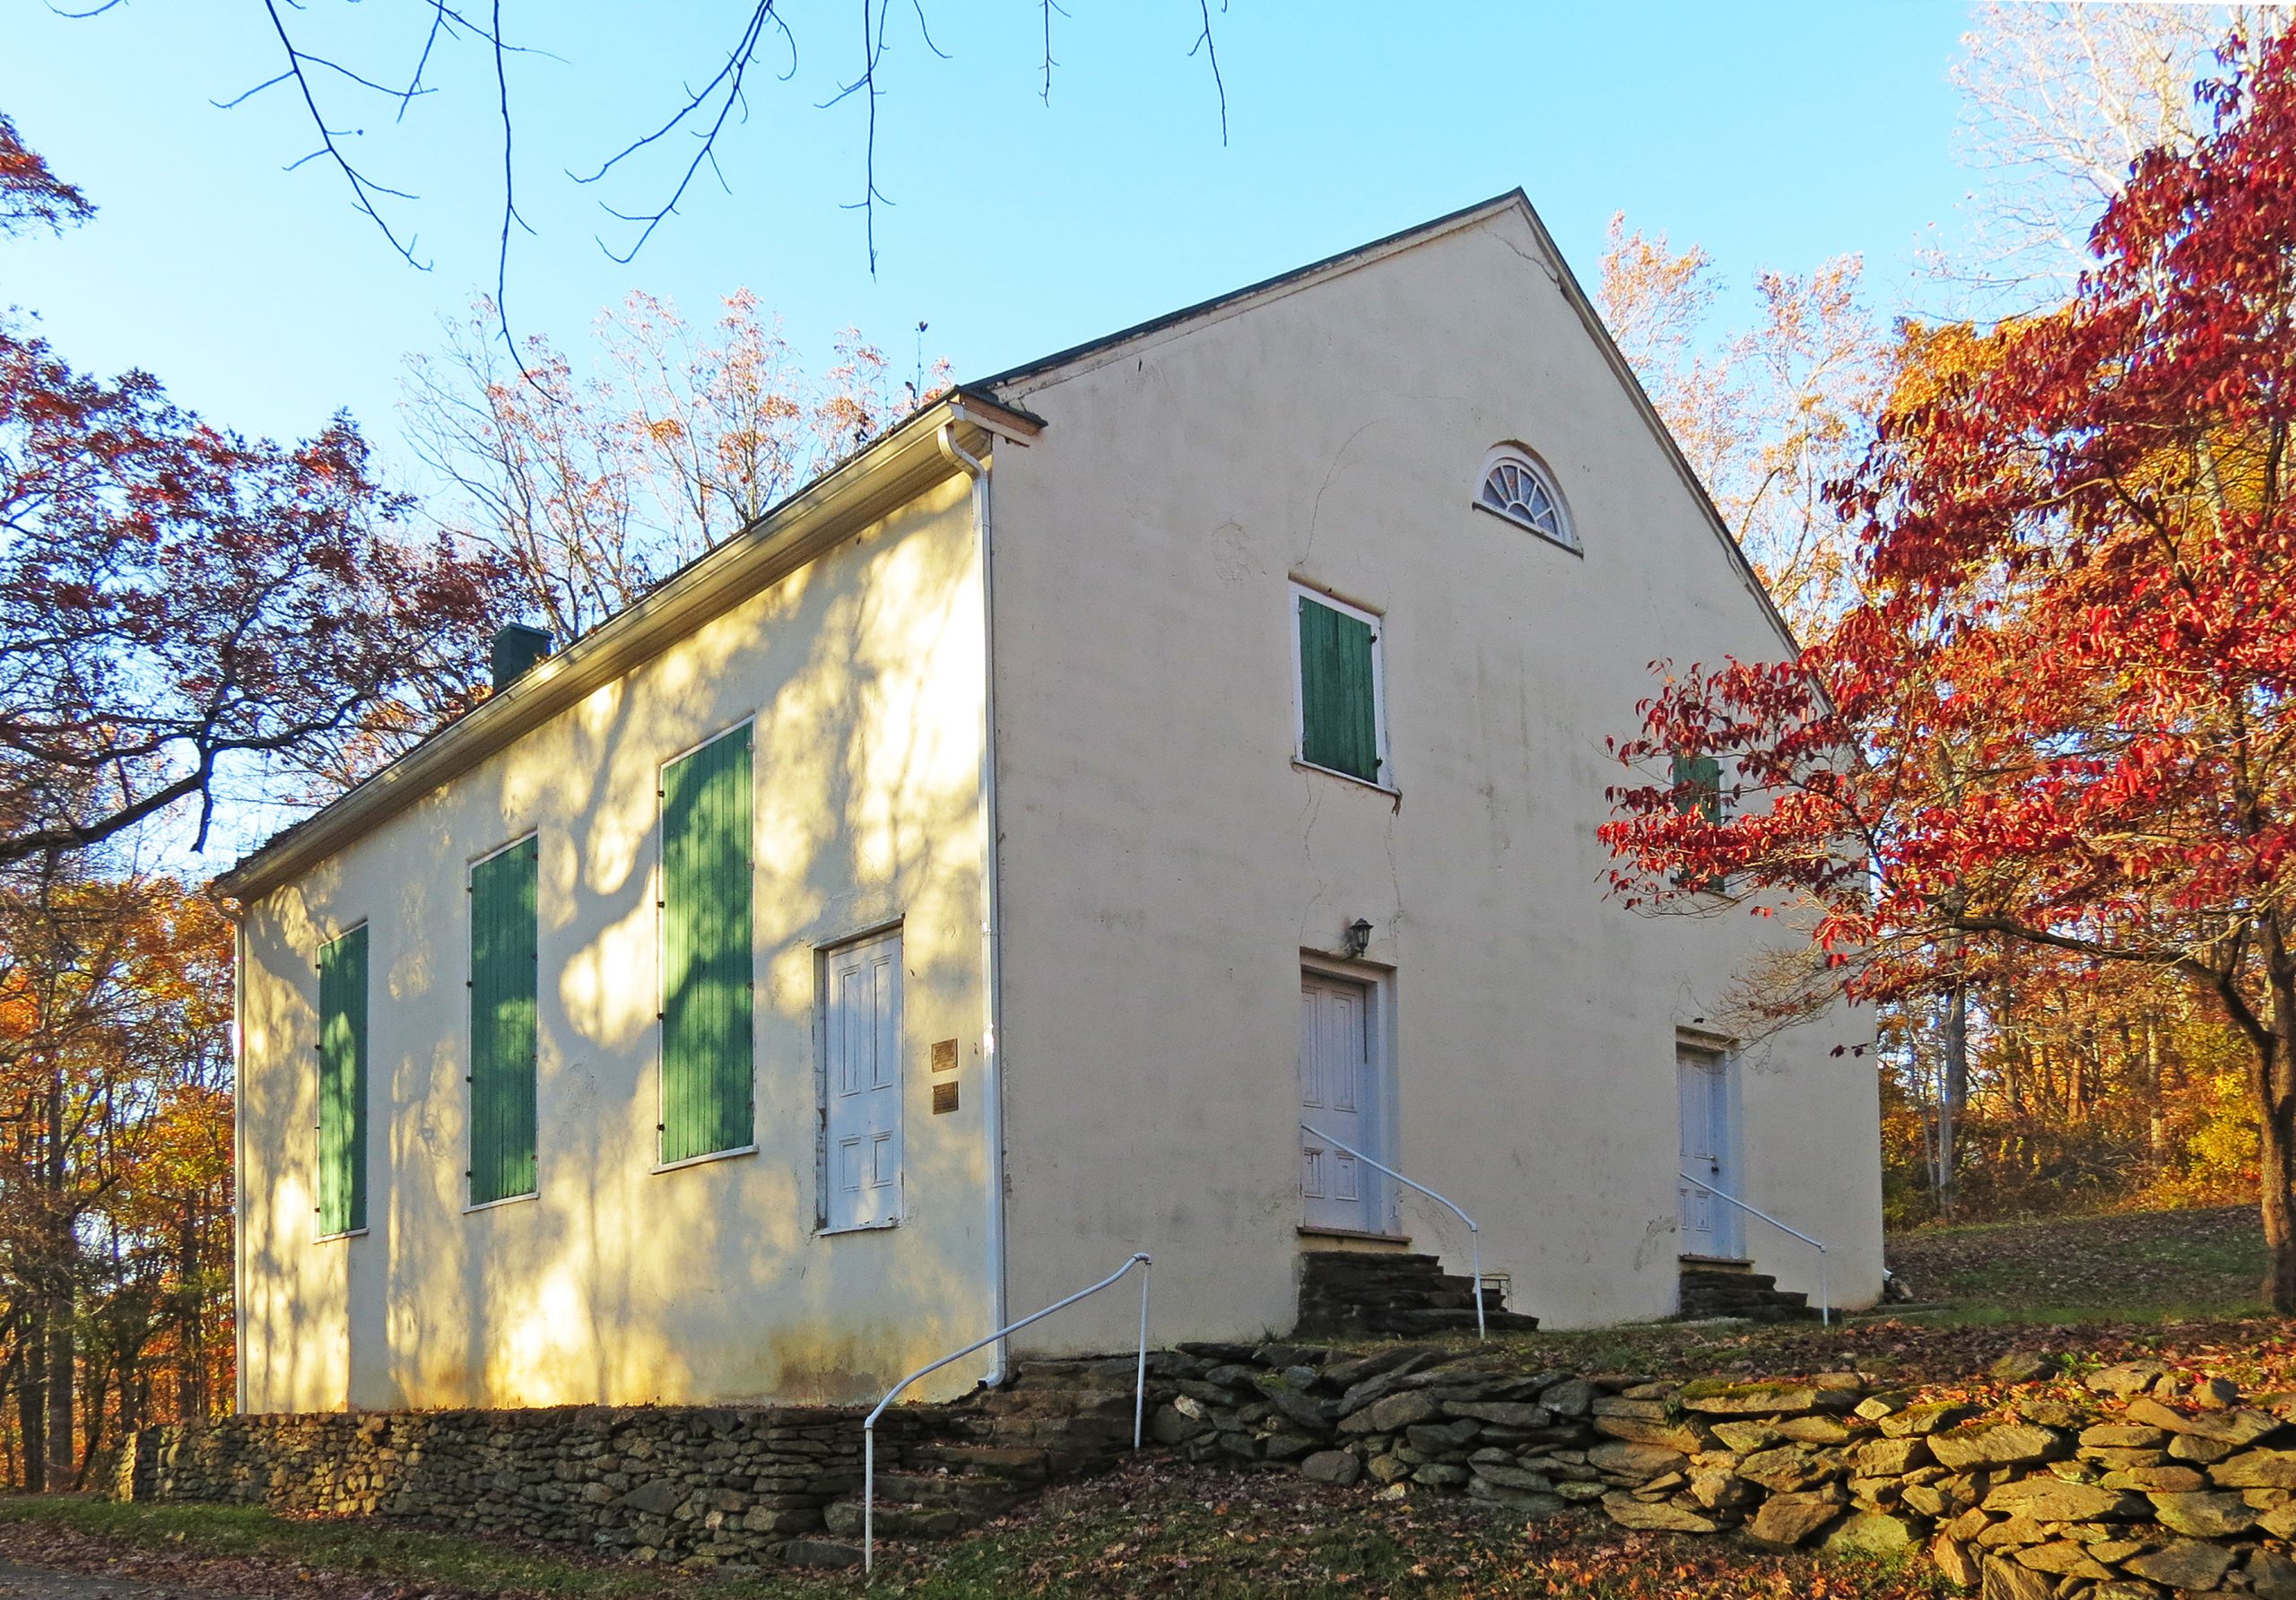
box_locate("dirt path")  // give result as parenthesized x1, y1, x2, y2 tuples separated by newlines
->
(0, 1562, 258, 1599)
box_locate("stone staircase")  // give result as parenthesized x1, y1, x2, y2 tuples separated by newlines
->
(1675, 1257, 1817, 1322)
(1293, 1249, 1540, 1337)
(805, 1356, 1143, 1565)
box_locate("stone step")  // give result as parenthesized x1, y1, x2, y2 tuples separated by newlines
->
(1298, 1247, 1526, 1335)
(870, 1470, 1024, 1514)
(1681, 1269, 1779, 1294)
(975, 1386, 1136, 1419)
(822, 1499, 967, 1539)
(903, 1442, 1049, 1484)
(1358, 1307, 1542, 1335)
(779, 1536, 865, 1569)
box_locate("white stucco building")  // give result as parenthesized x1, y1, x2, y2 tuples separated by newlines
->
(221, 192, 1882, 1415)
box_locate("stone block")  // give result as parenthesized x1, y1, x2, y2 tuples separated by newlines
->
(1746, 1491, 1840, 1547)
(1856, 1437, 1932, 1477)
(2211, 1448, 2296, 1488)
(1981, 1477, 2147, 1522)
(1929, 1424, 2068, 1472)
(2121, 1539, 2237, 1591)
(1299, 1450, 1361, 1487)
(1675, 1381, 1819, 1416)
(1978, 1555, 2055, 1600)
(2145, 1488, 2255, 1536)
(1599, 1492, 1719, 1533)
(1824, 1512, 1915, 1556)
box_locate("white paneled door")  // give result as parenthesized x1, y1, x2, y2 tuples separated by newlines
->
(824, 930, 903, 1230)
(1300, 972, 1378, 1234)
(1677, 1044, 1737, 1257)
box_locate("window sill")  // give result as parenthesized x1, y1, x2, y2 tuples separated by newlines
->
(1292, 759, 1398, 797)
(819, 1217, 901, 1238)
(651, 1143, 757, 1175)
(464, 1190, 538, 1215)
(1472, 500, 1583, 556)
(313, 1227, 369, 1244)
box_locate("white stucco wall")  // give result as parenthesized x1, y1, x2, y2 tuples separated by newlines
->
(983, 200, 1883, 1351)
(237, 471, 994, 1413)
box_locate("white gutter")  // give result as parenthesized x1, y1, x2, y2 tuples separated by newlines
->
(936, 420, 1010, 1385)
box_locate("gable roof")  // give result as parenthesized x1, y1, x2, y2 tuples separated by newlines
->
(218, 190, 1796, 902)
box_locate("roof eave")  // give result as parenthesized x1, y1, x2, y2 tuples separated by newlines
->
(217, 391, 1038, 903)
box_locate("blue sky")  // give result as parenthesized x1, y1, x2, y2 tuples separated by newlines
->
(4, 2, 1979, 472)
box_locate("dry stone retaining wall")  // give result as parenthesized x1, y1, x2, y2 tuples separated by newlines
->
(115, 1404, 918, 1569)
(1146, 1341, 2296, 1597)
(121, 1345, 2296, 1594)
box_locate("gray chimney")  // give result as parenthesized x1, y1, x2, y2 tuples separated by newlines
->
(490, 624, 553, 691)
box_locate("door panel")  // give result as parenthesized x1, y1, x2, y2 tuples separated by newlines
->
(823, 931, 902, 1230)
(1677, 1046, 1736, 1257)
(1300, 973, 1378, 1233)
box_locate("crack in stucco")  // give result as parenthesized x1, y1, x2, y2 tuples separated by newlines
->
(1299, 419, 1383, 570)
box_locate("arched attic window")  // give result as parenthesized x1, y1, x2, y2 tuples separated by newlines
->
(1475, 447, 1578, 553)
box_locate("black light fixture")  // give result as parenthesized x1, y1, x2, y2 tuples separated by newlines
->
(1344, 918, 1374, 959)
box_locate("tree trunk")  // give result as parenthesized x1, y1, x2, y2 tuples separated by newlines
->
(16, 1301, 43, 1495)
(45, 1281, 71, 1491)
(2254, 923, 2296, 1314)
(2259, 1078, 2296, 1313)
(1941, 981, 1969, 1220)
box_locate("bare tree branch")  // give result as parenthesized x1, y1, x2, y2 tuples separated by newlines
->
(570, 3, 793, 265)
(1191, 0, 1229, 147)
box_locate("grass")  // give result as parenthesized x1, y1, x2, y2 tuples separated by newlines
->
(0, 1204, 2281, 1598)
(0, 1470, 1951, 1600)
(1884, 1202, 2265, 1320)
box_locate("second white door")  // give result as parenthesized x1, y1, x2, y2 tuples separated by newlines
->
(1677, 1044, 1738, 1258)
(824, 930, 903, 1230)
(1300, 972, 1378, 1234)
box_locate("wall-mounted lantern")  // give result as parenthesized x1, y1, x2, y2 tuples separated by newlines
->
(1344, 918, 1374, 960)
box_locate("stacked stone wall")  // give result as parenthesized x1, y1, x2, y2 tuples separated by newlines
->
(116, 1404, 913, 1568)
(122, 1346, 2296, 1593)
(1149, 1342, 2296, 1597)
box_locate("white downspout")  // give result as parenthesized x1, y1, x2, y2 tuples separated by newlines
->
(937, 420, 1009, 1384)
(231, 916, 248, 1417)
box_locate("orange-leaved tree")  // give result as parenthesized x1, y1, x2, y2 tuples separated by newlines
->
(1602, 23, 2296, 1305)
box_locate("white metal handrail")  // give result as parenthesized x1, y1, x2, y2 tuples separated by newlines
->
(1677, 1170, 1830, 1325)
(1300, 1123, 1484, 1340)
(860, 1252, 1152, 1573)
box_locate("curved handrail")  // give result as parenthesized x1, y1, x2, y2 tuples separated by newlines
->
(861, 1252, 1151, 1572)
(1300, 1123, 1484, 1340)
(1677, 1171, 1830, 1325)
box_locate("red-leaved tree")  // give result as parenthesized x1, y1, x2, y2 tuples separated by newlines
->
(0, 122, 510, 867)
(1602, 24, 2296, 1307)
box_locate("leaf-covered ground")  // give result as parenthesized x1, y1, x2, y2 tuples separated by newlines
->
(0, 1467, 1949, 1600)
(1884, 1202, 2262, 1316)
(0, 1204, 2280, 1598)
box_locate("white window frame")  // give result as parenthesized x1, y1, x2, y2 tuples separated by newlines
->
(1289, 580, 1395, 794)
(1474, 445, 1579, 554)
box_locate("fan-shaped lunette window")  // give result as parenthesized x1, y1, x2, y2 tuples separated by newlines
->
(1476, 449, 1578, 552)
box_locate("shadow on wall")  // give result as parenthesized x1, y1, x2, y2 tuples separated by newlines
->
(243, 481, 1001, 1411)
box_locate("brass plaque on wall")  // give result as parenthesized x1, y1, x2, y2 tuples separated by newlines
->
(932, 1038, 959, 1074)
(932, 1081, 960, 1115)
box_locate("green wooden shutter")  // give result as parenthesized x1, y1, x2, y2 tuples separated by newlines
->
(1671, 753, 1723, 823)
(661, 727, 754, 1163)
(317, 925, 369, 1236)
(470, 836, 539, 1204)
(1298, 595, 1381, 782)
